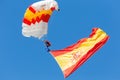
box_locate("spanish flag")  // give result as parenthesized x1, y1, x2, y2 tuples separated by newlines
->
(50, 28, 109, 78)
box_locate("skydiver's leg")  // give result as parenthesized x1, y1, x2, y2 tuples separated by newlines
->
(47, 47, 51, 52)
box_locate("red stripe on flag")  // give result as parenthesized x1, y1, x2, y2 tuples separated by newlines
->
(23, 18, 31, 25)
(63, 36, 109, 78)
(29, 6, 36, 14)
(89, 28, 99, 37)
(50, 28, 99, 57)
(50, 39, 87, 57)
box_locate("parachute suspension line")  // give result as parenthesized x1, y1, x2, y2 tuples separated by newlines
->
(43, 13, 58, 52)
(40, 34, 47, 41)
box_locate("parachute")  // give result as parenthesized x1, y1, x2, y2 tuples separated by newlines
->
(22, 0, 59, 39)
(50, 28, 109, 78)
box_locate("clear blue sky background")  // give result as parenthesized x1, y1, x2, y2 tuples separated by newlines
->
(0, 0, 120, 80)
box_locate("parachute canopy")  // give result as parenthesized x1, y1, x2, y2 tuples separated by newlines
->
(50, 28, 109, 78)
(22, 0, 59, 39)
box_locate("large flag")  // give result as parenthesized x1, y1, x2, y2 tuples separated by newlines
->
(50, 28, 109, 78)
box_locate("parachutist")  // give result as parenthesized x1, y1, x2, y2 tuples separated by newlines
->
(58, 8, 60, 11)
(44, 40, 51, 52)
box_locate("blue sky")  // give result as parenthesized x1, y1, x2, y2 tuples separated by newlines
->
(0, 0, 120, 80)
